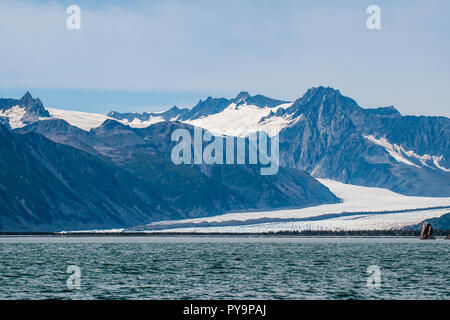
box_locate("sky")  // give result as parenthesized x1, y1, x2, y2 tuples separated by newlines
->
(0, 0, 449, 116)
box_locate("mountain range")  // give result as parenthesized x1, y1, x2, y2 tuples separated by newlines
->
(0, 88, 449, 231)
(107, 86, 450, 196)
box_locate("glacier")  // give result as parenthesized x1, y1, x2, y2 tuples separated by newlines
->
(139, 179, 450, 233)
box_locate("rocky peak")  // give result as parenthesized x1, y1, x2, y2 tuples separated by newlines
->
(285, 86, 357, 120)
(19, 91, 50, 118)
(234, 91, 251, 103)
(20, 91, 33, 102)
(232, 91, 289, 108)
(97, 118, 128, 131)
(302, 86, 342, 102)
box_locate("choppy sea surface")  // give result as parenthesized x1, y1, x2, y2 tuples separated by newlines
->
(0, 236, 448, 300)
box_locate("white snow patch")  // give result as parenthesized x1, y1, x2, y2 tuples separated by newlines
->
(47, 108, 166, 131)
(364, 135, 449, 171)
(432, 155, 450, 172)
(120, 116, 164, 128)
(184, 102, 294, 137)
(47, 108, 112, 131)
(364, 135, 418, 167)
(45, 101, 299, 135)
(0, 105, 26, 129)
(60, 228, 125, 234)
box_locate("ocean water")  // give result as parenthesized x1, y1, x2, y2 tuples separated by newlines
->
(0, 236, 448, 300)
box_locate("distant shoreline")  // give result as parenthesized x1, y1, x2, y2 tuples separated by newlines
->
(1, 230, 449, 237)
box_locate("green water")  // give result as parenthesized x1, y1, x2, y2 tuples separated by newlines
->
(0, 236, 448, 299)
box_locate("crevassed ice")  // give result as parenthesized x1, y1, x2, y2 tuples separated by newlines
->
(140, 179, 450, 233)
(148, 207, 450, 233)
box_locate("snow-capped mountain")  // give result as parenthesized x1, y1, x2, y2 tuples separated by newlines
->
(0, 88, 449, 231)
(1, 89, 449, 197)
(107, 87, 450, 197)
(4, 91, 297, 135)
(276, 87, 450, 196)
(106, 91, 294, 136)
(0, 92, 50, 129)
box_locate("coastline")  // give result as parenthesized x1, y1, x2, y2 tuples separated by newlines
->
(1, 230, 449, 237)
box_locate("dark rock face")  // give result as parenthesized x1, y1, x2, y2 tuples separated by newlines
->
(0, 116, 10, 130)
(420, 222, 435, 240)
(0, 124, 177, 231)
(107, 87, 449, 197)
(276, 87, 450, 197)
(0, 92, 49, 118)
(19, 91, 50, 118)
(0, 92, 50, 128)
(16, 120, 339, 223)
(107, 106, 189, 123)
(232, 91, 288, 108)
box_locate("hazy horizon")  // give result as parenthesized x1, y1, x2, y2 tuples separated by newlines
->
(1, 86, 449, 118)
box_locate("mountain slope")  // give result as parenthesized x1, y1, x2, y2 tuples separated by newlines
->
(275, 87, 450, 196)
(106, 87, 449, 196)
(6, 88, 449, 197)
(17, 119, 340, 220)
(107, 91, 292, 135)
(131, 121, 339, 212)
(0, 124, 177, 231)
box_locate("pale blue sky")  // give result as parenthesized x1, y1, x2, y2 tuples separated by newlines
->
(0, 0, 449, 116)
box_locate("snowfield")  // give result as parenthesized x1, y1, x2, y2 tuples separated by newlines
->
(47, 108, 168, 131)
(45, 102, 297, 136)
(0, 106, 26, 129)
(120, 116, 165, 128)
(46, 108, 112, 131)
(138, 179, 450, 233)
(185, 102, 295, 137)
